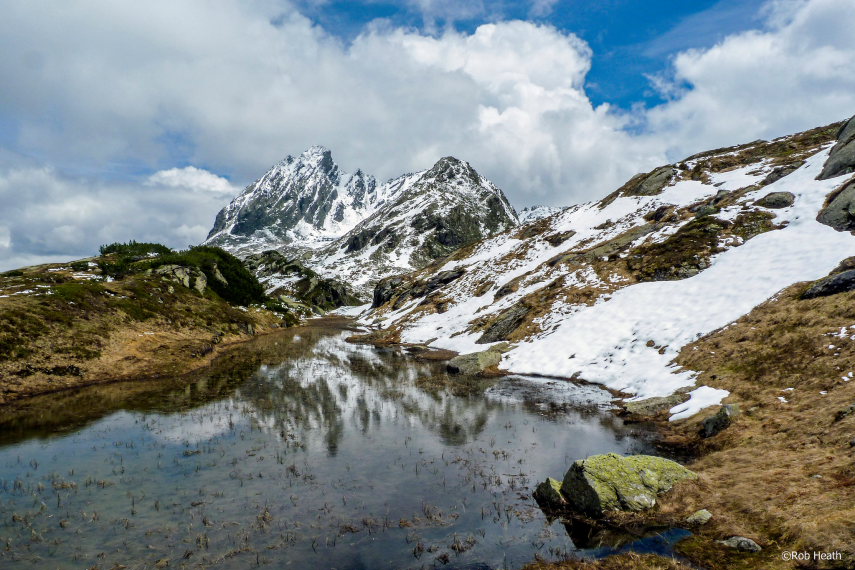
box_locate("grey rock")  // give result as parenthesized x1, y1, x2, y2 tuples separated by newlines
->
(623, 392, 690, 416)
(623, 166, 677, 197)
(372, 275, 405, 308)
(719, 536, 762, 552)
(819, 115, 855, 180)
(686, 509, 713, 525)
(817, 179, 855, 232)
(476, 303, 530, 344)
(533, 477, 566, 510)
(153, 265, 207, 293)
(694, 205, 719, 218)
(760, 164, 802, 186)
(802, 269, 855, 299)
(560, 453, 697, 518)
(819, 181, 855, 230)
(754, 191, 795, 209)
(834, 403, 855, 423)
(446, 346, 504, 375)
(702, 404, 739, 438)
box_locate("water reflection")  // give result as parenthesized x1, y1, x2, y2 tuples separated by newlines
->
(0, 318, 660, 570)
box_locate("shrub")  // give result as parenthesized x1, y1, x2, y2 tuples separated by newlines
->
(149, 246, 265, 306)
(99, 241, 172, 257)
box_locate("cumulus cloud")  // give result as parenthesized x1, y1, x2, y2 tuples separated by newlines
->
(645, 0, 855, 158)
(0, 0, 656, 210)
(0, 166, 232, 271)
(0, 0, 854, 269)
(146, 167, 237, 195)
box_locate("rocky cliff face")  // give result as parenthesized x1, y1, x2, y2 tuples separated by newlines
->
(206, 149, 518, 297)
(206, 146, 382, 256)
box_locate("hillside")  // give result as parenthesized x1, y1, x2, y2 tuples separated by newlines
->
(0, 243, 331, 404)
(361, 120, 851, 407)
(356, 116, 855, 568)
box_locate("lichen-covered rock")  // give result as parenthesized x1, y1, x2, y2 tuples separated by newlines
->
(533, 477, 566, 510)
(446, 346, 506, 375)
(476, 303, 530, 344)
(560, 453, 698, 518)
(754, 191, 795, 209)
(623, 166, 678, 197)
(719, 536, 762, 552)
(153, 265, 207, 293)
(623, 392, 690, 416)
(818, 115, 855, 180)
(686, 509, 713, 526)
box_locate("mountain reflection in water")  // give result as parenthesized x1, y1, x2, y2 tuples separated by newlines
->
(0, 319, 661, 570)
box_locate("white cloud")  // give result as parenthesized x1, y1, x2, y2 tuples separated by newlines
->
(0, 166, 230, 271)
(645, 0, 855, 159)
(146, 167, 237, 195)
(0, 1, 657, 212)
(0, 0, 854, 269)
(529, 0, 559, 17)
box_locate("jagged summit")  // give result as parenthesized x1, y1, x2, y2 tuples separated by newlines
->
(205, 147, 519, 296)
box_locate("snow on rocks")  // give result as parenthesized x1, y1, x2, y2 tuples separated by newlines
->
(365, 141, 855, 421)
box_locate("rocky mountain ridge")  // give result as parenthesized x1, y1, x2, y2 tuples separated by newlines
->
(358, 116, 855, 420)
(206, 148, 519, 297)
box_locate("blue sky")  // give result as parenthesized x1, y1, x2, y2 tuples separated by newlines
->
(292, 0, 768, 109)
(0, 0, 853, 269)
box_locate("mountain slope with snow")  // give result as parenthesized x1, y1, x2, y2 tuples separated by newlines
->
(206, 149, 518, 297)
(360, 119, 855, 419)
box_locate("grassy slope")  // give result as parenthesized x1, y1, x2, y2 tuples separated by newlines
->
(0, 259, 284, 404)
(656, 276, 855, 569)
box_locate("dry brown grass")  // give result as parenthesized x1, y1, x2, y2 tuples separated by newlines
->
(0, 265, 284, 405)
(658, 281, 855, 568)
(522, 552, 692, 570)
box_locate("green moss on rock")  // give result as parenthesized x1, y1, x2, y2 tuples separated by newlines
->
(561, 453, 697, 518)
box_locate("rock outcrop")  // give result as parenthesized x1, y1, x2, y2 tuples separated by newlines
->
(818, 115, 855, 180)
(560, 453, 697, 518)
(802, 268, 855, 299)
(754, 191, 795, 209)
(817, 178, 855, 232)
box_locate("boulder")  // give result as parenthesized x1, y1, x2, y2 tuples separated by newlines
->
(533, 478, 566, 510)
(560, 453, 698, 518)
(372, 276, 405, 308)
(816, 179, 855, 232)
(754, 191, 795, 209)
(623, 392, 690, 416)
(686, 509, 713, 526)
(623, 166, 677, 197)
(701, 404, 739, 438)
(446, 345, 506, 375)
(802, 269, 855, 299)
(476, 303, 530, 344)
(818, 115, 855, 180)
(153, 265, 207, 293)
(719, 536, 762, 552)
(760, 164, 802, 186)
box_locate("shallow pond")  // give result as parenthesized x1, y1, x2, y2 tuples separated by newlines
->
(0, 319, 669, 569)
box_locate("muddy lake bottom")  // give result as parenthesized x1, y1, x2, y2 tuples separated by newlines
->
(0, 320, 675, 569)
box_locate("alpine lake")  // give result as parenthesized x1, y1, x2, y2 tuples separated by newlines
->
(0, 317, 687, 569)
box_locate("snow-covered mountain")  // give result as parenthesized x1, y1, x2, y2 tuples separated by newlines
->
(206, 146, 383, 255)
(206, 148, 518, 297)
(360, 117, 855, 419)
(518, 205, 562, 223)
